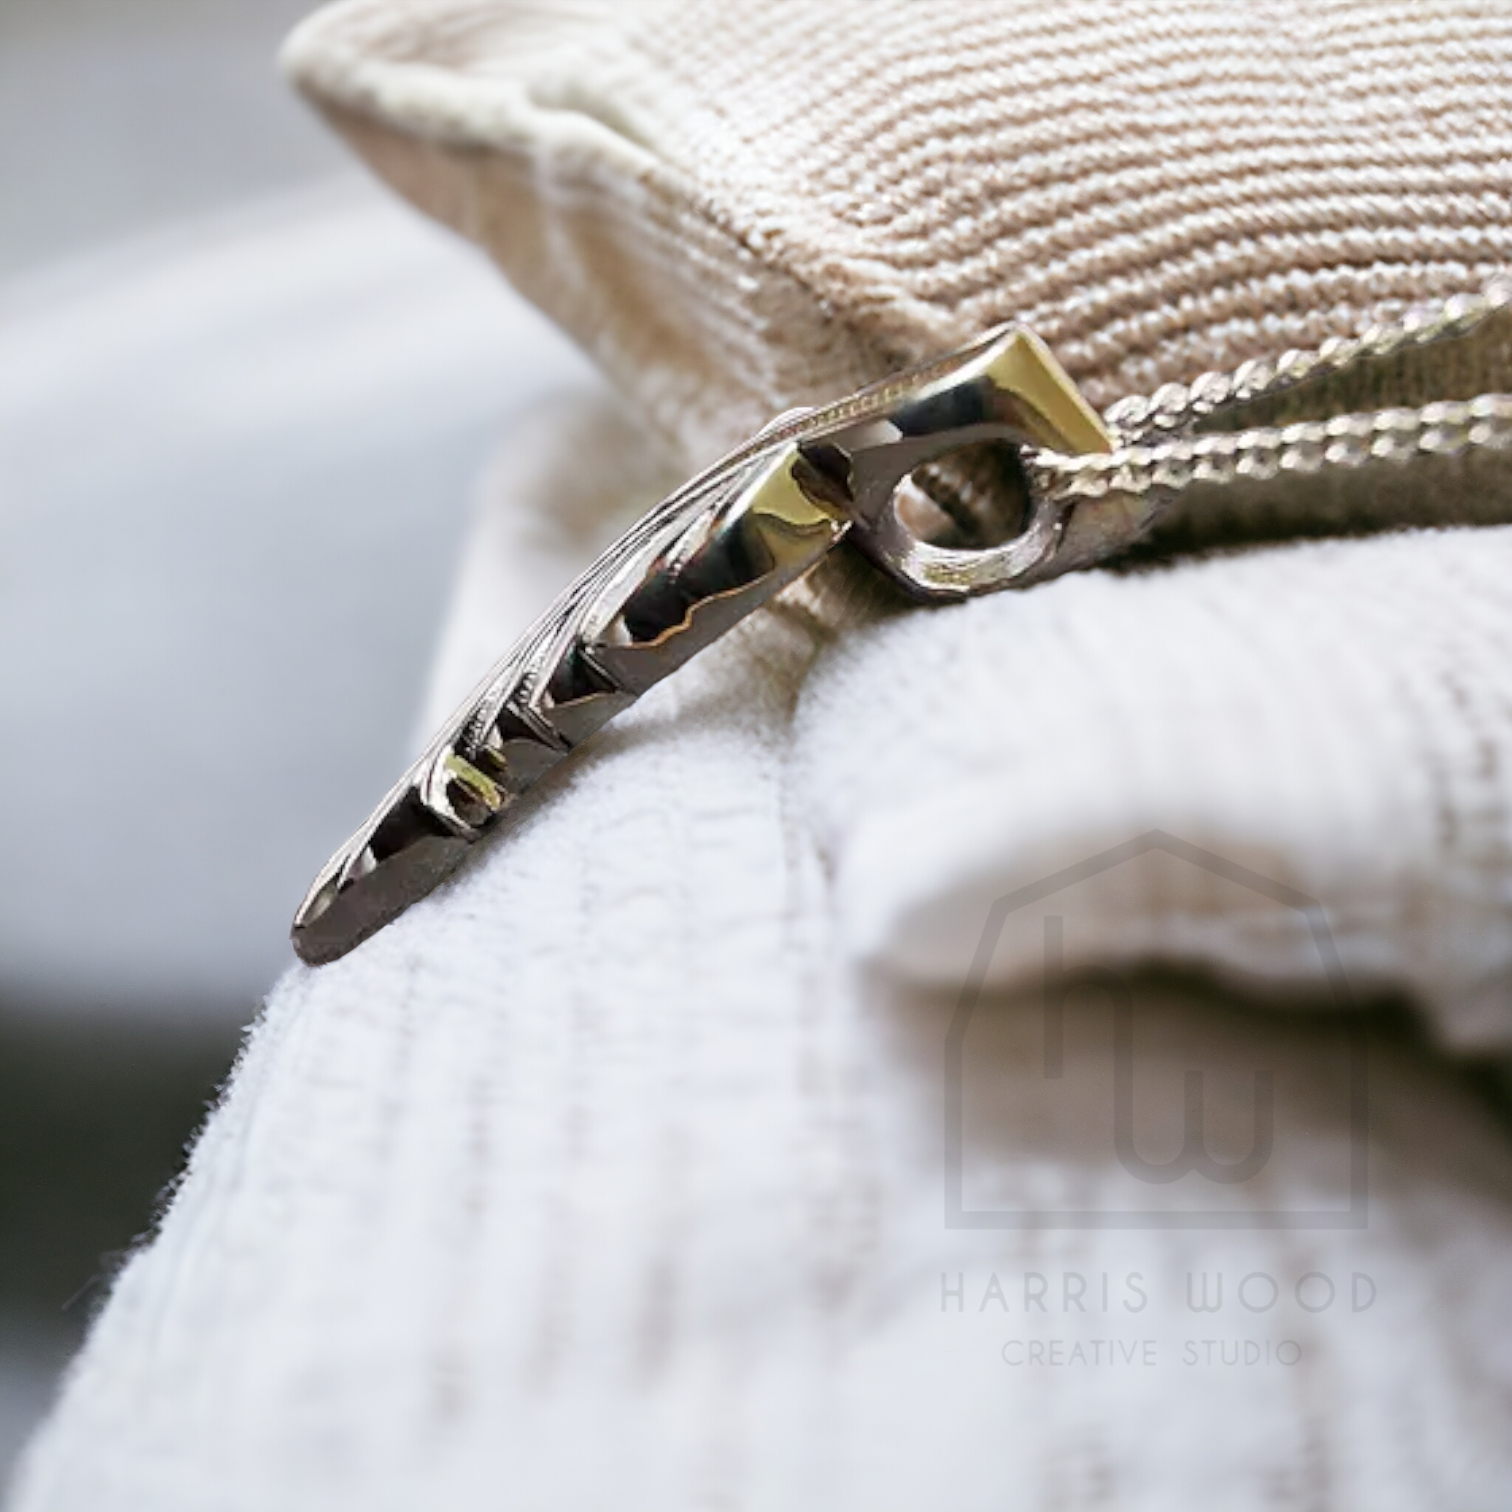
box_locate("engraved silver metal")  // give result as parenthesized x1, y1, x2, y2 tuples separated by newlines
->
(292, 324, 1111, 963)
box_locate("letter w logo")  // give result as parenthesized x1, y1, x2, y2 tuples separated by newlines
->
(1112, 994, 1273, 1184)
(1043, 917, 1274, 1186)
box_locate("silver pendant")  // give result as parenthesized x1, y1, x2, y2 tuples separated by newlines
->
(293, 326, 1111, 963)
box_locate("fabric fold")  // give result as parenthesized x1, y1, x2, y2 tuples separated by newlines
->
(15, 391, 1512, 1510)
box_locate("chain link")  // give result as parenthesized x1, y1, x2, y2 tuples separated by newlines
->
(1033, 277, 1512, 517)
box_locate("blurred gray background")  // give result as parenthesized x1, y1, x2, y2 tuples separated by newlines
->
(1, 0, 342, 279)
(0, 0, 594, 1481)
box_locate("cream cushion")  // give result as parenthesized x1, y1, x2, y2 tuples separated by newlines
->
(282, 0, 1512, 462)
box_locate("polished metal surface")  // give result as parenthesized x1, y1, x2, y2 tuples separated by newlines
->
(292, 324, 1113, 963)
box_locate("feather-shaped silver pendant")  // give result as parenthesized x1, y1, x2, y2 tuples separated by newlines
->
(291, 326, 1116, 963)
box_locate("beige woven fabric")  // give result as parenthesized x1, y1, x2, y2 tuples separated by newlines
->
(284, 0, 1512, 463)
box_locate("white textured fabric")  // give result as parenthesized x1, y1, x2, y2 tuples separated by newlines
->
(14, 394, 1512, 1510)
(13, 0, 1512, 1505)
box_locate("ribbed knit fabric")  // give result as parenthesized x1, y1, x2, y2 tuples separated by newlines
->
(14, 391, 1512, 1512)
(283, 0, 1512, 462)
